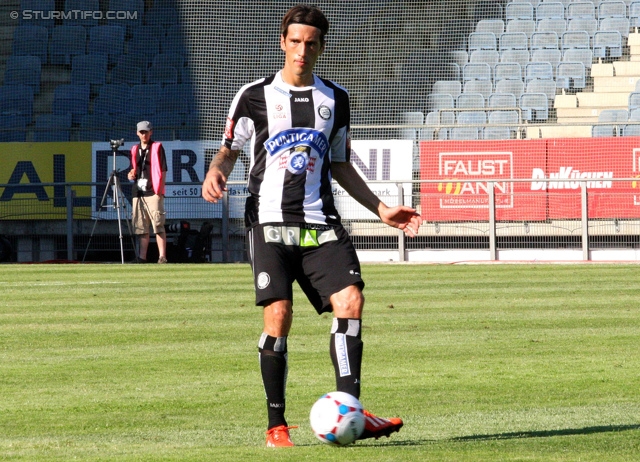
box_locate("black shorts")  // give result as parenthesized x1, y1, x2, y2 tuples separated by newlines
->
(247, 223, 364, 314)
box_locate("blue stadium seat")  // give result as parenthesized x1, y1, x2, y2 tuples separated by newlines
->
(78, 113, 111, 141)
(178, 113, 200, 141)
(88, 25, 126, 65)
(52, 84, 90, 124)
(71, 54, 107, 86)
(536, 2, 566, 21)
(63, 0, 100, 27)
(110, 64, 143, 85)
(152, 53, 186, 69)
(488, 92, 518, 108)
(144, 6, 179, 27)
(593, 30, 623, 58)
(531, 31, 559, 50)
(126, 84, 162, 117)
(499, 32, 529, 50)
(12, 25, 48, 63)
(506, 2, 535, 20)
(494, 62, 523, 81)
(432, 80, 462, 98)
(495, 79, 525, 99)
(457, 92, 485, 108)
(108, 0, 144, 34)
(162, 24, 189, 55)
(146, 65, 179, 86)
(520, 93, 549, 121)
(111, 113, 139, 141)
(152, 112, 184, 141)
(598, 1, 628, 19)
(476, 19, 505, 35)
(0, 85, 34, 122)
(49, 25, 87, 65)
(561, 31, 591, 50)
(556, 62, 586, 89)
(33, 114, 72, 142)
(4, 56, 41, 94)
(567, 1, 596, 20)
(0, 115, 28, 142)
(20, 0, 55, 28)
(93, 83, 130, 115)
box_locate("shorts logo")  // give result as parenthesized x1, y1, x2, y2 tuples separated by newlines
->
(318, 105, 331, 120)
(257, 272, 270, 289)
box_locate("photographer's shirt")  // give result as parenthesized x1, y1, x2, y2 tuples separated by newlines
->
(132, 141, 167, 197)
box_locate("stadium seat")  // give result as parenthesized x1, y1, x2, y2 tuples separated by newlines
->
(506, 19, 537, 39)
(449, 127, 481, 140)
(0, 85, 34, 122)
(108, 0, 144, 34)
(622, 124, 640, 136)
(531, 49, 562, 73)
(495, 79, 525, 99)
(631, 1, 640, 29)
(599, 17, 631, 39)
(630, 108, 640, 120)
(499, 32, 529, 50)
(49, 25, 87, 65)
(77, 113, 111, 141)
(566, 1, 597, 20)
(531, 31, 560, 50)
(64, 0, 100, 27)
(152, 53, 186, 69)
(162, 24, 189, 55)
(476, 19, 505, 35)
(500, 49, 531, 68)
(12, 25, 48, 63)
(593, 31, 623, 58)
(451, 50, 469, 67)
(150, 112, 184, 141)
(463, 80, 493, 101)
(489, 109, 520, 125)
(178, 112, 200, 141)
(4, 56, 41, 95)
(463, 63, 492, 81)
(527, 78, 557, 101)
(460, 112, 489, 127)
(561, 31, 591, 49)
(520, 92, 549, 120)
(111, 113, 139, 141)
(420, 111, 454, 140)
(33, 114, 72, 142)
(495, 62, 523, 81)
(483, 126, 513, 139)
(427, 93, 455, 112)
(536, 2, 566, 21)
(592, 124, 618, 137)
(506, 2, 535, 20)
(52, 84, 90, 124)
(110, 65, 143, 85)
(457, 92, 485, 108)
(88, 25, 126, 65)
(628, 92, 640, 110)
(525, 61, 554, 82)
(127, 34, 161, 68)
(567, 18, 598, 40)
(599, 108, 629, 122)
(0, 115, 28, 142)
(71, 54, 107, 87)
(146, 65, 179, 86)
(537, 18, 568, 37)
(144, 6, 179, 27)
(563, 47, 594, 68)
(93, 83, 130, 115)
(126, 84, 162, 117)
(20, 0, 55, 28)
(489, 92, 518, 108)
(469, 32, 497, 51)
(432, 80, 462, 98)
(398, 111, 424, 140)
(598, 1, 628, 19)
(556, 62, 586, 89)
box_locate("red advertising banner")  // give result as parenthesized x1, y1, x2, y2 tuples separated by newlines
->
(419, 138, 640, 221)
(419, 140, 547, 221)
(544, 138, 640, 219)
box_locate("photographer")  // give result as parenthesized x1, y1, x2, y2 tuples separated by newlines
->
(127, 121, 168, 264)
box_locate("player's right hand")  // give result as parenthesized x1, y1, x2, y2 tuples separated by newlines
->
(202, 168, 227, 203)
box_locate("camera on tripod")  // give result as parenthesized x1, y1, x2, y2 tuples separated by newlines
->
(110, 138, 125, 149)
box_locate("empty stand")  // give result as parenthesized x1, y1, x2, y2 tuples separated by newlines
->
(12, 25, 48, 63)
(49, 25, 87, 65)
(88, 25, 126, 65)
(4, 56, 41, 94)
(33, 114, 72, 142)
(71, 54, 108, 87)
(52, 84, 90, 124)
(0, 85, 34, 122)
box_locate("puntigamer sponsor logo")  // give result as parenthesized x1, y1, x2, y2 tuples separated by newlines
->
(437, 151, 514, 208)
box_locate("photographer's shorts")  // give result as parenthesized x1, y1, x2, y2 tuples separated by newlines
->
(132, 194, 166, 235)
(247, 223, 364, 314)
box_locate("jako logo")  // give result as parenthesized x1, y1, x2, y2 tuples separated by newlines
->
(294, 97, 309, 102)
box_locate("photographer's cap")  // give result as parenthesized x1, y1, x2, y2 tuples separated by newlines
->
(137, 121, 153, 132)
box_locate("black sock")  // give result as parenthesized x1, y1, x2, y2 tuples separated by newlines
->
(330, 318, 363, 399)
(258, 333, 288, 429)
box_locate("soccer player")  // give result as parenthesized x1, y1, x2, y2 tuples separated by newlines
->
(202, 4, 422, 447)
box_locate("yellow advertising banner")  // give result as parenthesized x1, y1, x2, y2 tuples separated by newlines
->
(0, 142, 93, 220)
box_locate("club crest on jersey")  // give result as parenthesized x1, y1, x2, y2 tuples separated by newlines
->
(318, 105, 331, 120)
(264, 128, 329, 158)
(286, 146, 310, 175)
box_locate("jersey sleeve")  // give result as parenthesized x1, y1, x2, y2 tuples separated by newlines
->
(329, 84, 351, 163)
(223, 82, 260, 151)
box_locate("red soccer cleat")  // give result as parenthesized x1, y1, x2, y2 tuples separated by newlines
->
(357, 410, 404, 440)
(265, 425, 297, 447)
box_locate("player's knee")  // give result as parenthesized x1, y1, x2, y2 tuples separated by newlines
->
(331, 286, 364, 318)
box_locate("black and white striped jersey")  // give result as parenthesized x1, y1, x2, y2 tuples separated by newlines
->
(222, 71, 351, 228)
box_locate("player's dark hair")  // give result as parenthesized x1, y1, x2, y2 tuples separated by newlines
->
(281, 4, 329, 45)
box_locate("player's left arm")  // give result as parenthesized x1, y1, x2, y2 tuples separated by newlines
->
(331, 161, 422, 237)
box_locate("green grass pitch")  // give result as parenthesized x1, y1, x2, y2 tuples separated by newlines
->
(1, 263, 639, 461)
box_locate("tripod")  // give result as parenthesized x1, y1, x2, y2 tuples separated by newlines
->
(83, 140, 135, 264)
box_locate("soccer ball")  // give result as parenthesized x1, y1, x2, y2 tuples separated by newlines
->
(309, 391, 365, 445)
